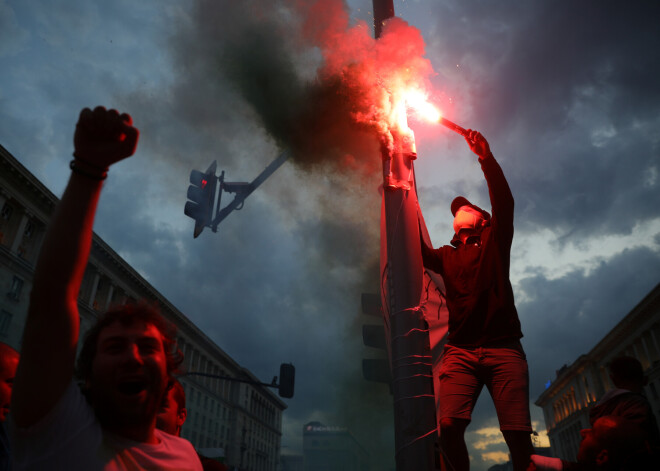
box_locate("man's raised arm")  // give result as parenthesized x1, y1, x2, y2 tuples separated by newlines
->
(464, 129, 514, 240)
(12, 107, 139, 427)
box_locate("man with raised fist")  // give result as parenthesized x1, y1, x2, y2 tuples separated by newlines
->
(11, 107, 202, 470)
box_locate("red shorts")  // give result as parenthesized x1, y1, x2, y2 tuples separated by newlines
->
(437, 341, 532, 432)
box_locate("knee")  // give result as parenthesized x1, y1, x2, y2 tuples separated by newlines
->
(440, 417, 470, 435)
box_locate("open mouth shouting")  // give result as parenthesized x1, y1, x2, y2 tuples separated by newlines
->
(117, 378, 149, 397)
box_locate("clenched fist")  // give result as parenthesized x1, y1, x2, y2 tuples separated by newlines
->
(73, 106, 139, 170)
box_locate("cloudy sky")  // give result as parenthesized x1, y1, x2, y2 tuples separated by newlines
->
(2, 0, 660, 469)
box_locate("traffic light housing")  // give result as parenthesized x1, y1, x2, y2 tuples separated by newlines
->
(184, 161, 217, 238)
(361, 292, 392, 387)
(278, 363, 295, 398)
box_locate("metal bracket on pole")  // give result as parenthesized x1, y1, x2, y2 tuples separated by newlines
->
(209, 150, 290, 232)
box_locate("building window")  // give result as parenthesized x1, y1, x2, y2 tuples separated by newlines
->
(23, 220, 35, 239)
(7, 276, 23, 301)
(0, 203, 12, 221)
(0, 311, 12, 336)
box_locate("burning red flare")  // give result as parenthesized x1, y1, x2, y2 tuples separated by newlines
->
(403, 89, 468, 138)
(289, 1, 464, 165)
(403, 88, 441, 124)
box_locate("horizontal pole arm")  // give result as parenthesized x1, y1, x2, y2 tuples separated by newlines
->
(211, 150, 290, 230)
(182, 371, 279, 389)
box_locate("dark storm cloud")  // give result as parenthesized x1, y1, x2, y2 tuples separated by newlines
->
(423, 0, 660, 242)
(120, 2, 430, 465)
(101, 2, 660, 466)
(410, 2, 660, 463)
(96, 170, 315, 366)
(156, 0, 383, 176)
(94, 112, 390, 466)
(518, 246, 660, 399)
(3, 0, 660, 468)
(94, 172, 362, 429)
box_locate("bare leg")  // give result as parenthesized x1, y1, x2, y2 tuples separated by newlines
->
(502, 430, 533, 471)
(439, 417, 471, 471)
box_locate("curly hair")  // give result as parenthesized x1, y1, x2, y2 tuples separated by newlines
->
(75, 301, 183, 384)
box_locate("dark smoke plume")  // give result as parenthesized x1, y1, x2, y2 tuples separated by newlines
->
(159, 0, 439, 467)
(173, 0, 436, 175)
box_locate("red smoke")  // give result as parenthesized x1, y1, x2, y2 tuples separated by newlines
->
(290, 0, 438, 162)
(188, 0, 442, 176)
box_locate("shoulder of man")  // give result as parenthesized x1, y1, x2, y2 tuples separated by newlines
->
(197, 452, 228, 471)
(608, 390, 652, 408)
(153, 430, 203, 469)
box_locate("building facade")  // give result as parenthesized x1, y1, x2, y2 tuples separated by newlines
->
(302, 421, 370, 471)
(535, 283, 660, 461)
(280, 454, 304, 471)
(0, 143, 286, 471)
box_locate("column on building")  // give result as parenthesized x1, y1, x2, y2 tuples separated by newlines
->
(104, 284, 115, 311)
(643, 329, 658, 364)
(213, 364, 220, 395)
(10, 209, 31, 256)
(649, 324, 660, 363)
(631, 341, 646, 369)
(88, 270, 102, 310)
(190, 348, 198, 373)
(637, 335, 652, 369)
(0, 191, 8, 246)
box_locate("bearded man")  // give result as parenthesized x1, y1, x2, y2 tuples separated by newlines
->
(11, 107, 202, 470)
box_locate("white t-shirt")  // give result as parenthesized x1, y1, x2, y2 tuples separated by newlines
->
(10, 381, 203, 471)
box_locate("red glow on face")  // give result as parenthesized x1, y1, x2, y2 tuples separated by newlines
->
(201, 179, 208, 189)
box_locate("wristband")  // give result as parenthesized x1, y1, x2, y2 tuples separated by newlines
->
(72, 153, 110, 171)
(69, 160, 108, 180)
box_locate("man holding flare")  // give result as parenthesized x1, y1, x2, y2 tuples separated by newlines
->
(419, 125, 533, 471)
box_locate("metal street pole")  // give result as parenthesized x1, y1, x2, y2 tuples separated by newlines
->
(373, 2, 437, 470)
(380, 132, 437, 471)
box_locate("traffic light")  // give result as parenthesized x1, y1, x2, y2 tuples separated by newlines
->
(278, 363, 295, 399)
(362, 322, 392, 385)
(184, 161, 217, 238)
(361, 292, 392, 387)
